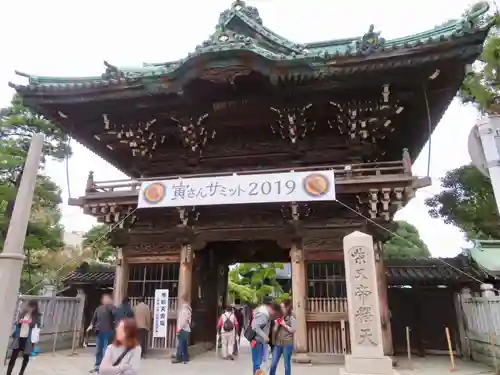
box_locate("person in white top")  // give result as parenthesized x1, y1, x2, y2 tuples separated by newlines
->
(172, 293, 192, 364)
(217, 306, 239, 360)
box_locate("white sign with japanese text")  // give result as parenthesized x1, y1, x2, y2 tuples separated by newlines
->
(152, 289, 169, 339)
(137, 170, 335, 208)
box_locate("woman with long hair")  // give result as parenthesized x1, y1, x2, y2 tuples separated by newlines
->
(99, 318, 142, 375)
(6, 300, 41, 375)
(269, 299, 296, 375)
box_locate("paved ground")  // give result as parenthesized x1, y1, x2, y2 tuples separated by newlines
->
(4, 346, 494, 375)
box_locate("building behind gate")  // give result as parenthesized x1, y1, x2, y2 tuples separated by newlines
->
(12, 0, 492, 361)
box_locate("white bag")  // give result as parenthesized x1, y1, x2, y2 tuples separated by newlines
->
(31, 325, 40, 344)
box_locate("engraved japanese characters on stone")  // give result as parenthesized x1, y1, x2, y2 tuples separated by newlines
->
(354, 284, 372, 304)
(359, 327, 377, 346)
(349, 246, 367, 265)
(355, 306, 374, 324)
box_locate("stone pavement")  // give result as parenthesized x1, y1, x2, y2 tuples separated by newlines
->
(3, 346, 495, 375)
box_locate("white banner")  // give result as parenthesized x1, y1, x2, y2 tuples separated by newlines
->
(152, 289, 169, 339)
(137, 170, 335, 208)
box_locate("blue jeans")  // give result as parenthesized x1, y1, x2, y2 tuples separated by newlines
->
(251, 342, 264, 373)
(95, 331, 113, 370)
(270, 345, 293, 375)
(176, 330, 189, 362)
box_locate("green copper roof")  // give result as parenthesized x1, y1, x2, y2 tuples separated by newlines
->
(469, 239, 500, 277)
(9, 0, 493, 93)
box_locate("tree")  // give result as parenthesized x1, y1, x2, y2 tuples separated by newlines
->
(382, 221, 431, 259)
(0, 94, 71, 293)
(82, 224, 116, 263)
(459, 3, 500, 111)
(425, 165, 499, 239)
(228, 263, 286, 304)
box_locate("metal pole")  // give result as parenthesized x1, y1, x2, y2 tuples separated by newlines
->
(0, 135, 44, 362)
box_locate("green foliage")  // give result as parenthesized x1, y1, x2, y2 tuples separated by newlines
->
(382, 221, 431, 259)
(82, 224, 116, 263)
(425, 165, 499, 240)
(459, 6, 500, 112)
(228, 263, 286, 304)
(0, 94, 71, 293)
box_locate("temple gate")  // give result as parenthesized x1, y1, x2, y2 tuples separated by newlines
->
(11, 0, 491, 361)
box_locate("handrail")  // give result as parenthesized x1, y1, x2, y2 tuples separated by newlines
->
(87, 160, 410, 194)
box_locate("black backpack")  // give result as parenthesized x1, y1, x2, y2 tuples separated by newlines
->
(222, 313, 234, 331)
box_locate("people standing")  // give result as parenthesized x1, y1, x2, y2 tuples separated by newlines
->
(99, 318, 142, 375)
(216, 306, 238, 360)
(115, 297, 134, 323)
(133, 297, 151, 359)
(172, 293, 191, 364)
(270, 300, 296, 375)
(87, 293, 116, 373)
(6, 300, 41, 375)
(233, 307, 244, 356)
(249, 301, 282, 375)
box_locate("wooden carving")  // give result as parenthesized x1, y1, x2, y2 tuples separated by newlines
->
(302, 237, 340, 251)
(126, 242, 180, 254)
(290, 246, 303, 264)
(181, 244, 193, 265)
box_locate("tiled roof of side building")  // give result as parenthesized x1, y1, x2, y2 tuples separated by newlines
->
(62, 255, 494, 286)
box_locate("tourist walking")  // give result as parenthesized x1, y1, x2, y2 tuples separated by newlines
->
(270, 300, 296, 375)
(233, 307, 244, 355)
(6, 300, 41, 375)
(87, 293, 116, 373)
(248, 301, 282, 375)
(133, 297, 151, 359)
(115, 297, 134, 323)
(216, 306, 239, 360)
(99, 318, 142, 375)
(172, 293, 192, 364)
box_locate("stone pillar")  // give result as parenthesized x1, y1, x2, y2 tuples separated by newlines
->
(290, 243, 307, 354)
(374, 242, 393, 356)
(113, 248, 128, 304)
(340, 231, 397, 375)
(178, 244, 193, 304)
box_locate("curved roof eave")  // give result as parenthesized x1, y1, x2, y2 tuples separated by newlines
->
(8, 0, 493, 94)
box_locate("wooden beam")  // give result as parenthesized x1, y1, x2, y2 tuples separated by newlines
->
(306, 312, 349, 322)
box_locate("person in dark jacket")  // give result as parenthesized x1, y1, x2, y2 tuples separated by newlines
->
(87, 294, 116, 373)
(6, 300, 42, 375)
(115, 297, 134, 322)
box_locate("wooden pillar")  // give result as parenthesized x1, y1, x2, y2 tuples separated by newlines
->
(178, 244, 193, 304)
(375, 241, 394, 356)
(290, 242, 307, 353)
(114, 248, 129, 304)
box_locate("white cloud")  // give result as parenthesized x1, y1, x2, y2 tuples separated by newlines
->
(1, 0, 480, 257)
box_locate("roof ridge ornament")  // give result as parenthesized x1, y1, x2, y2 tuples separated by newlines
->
(356, 24, 385, 56)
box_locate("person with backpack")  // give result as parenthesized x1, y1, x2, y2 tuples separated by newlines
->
(216, 306, 239, 360)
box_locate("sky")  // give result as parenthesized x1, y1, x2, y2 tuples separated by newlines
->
(0, 0, 482, 257)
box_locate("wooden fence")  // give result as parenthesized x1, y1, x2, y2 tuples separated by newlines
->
(460, 293, 500, 368)
(6, 294, 84, 356)
(306, 297, 350, 355)
(130, 297, 178, 349)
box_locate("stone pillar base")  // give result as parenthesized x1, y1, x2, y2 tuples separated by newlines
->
(340, 355, 399, 375)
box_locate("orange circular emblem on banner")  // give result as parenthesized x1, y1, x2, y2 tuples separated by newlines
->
(143, 183, 166, 204)
(303, 173, 330, 197)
